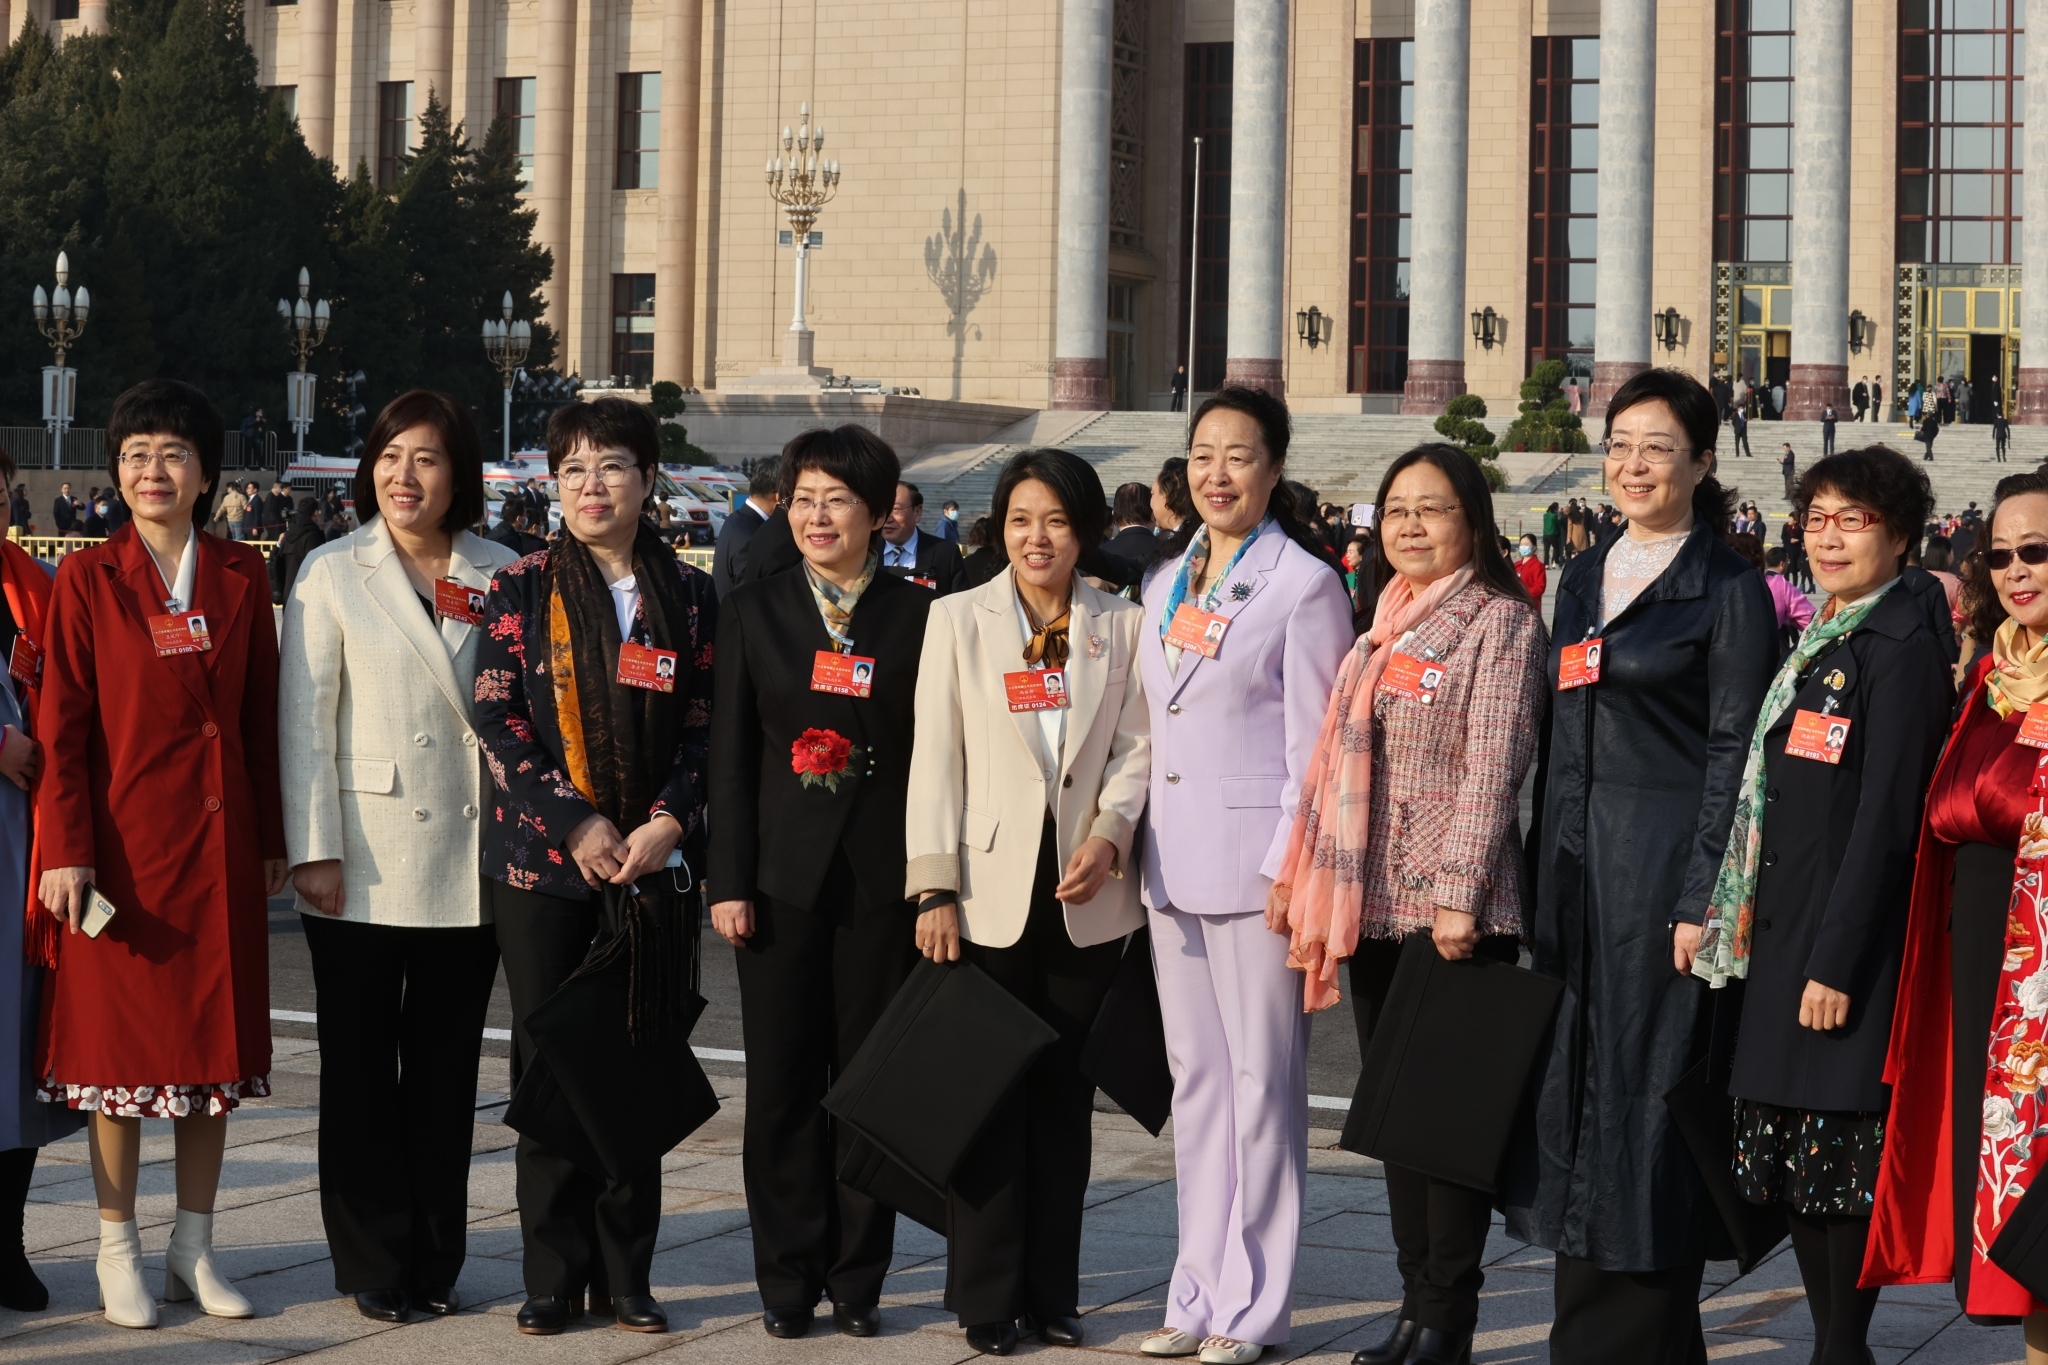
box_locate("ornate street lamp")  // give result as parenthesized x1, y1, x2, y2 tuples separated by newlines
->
(1295, 305, 1331, 349)
(482, 292, 533, 463)
(1470, 306, 1504, 351)
(276, 268, 332, 463)
(1653, 307, 1684, 352)
(1847, 310, 1874, 354)
(765, 103, 842, 371)
(32, 252, 89, 469)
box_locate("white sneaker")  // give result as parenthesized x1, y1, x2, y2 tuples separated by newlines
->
(1198, 1337, 1264, 1365)
(96, 1217, 157, 1329)
(163, 1208, 254, 1318)
(1141, 1326, 1203, 1357)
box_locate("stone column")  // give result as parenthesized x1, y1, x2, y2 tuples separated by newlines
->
(533, 0, 578, 337)
(77, 0, 107, 32)
(1587, 1, 1655, 417)
(1224, 0, 1286, 397)
(1051, 0, 1112, 409)
(0, 2, 12, 47)
(654, 0, 703, 387)
(1400, 0, 1471, 415)
(1784, 5, 1851, 420)
(2022, 0, 2048, 421)
(415, 0, 455, 114)
(299, 0, 339, 162)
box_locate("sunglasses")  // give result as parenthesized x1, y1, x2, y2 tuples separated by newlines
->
(1986, 543, 2048, 571)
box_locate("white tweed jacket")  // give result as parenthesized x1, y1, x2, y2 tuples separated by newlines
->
(278, 518, 520, 927)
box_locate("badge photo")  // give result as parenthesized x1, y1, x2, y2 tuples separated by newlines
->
(1004, 669, 1069, 712)
(2021, 700, 2048, 750)
(1558, 638, 1602, 690)
(7, 634, 40, 687)
(433, 577, 485, 624)
(1166, 603, 1229, 659)
(150, 611, 212, 657)
(810, 650, 877, 698)
(616, 641, 678, 692)
(1379, 651, 1446, 704)
(1785, 709, 1852, 764)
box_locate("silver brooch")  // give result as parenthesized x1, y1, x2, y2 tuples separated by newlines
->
(1230, 581, 1252, 601)
(1087, 634, 1108, 659)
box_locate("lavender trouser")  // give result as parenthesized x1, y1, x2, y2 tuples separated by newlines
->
(1148, 904, 1309, 1345)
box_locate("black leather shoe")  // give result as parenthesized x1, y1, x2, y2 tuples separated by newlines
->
(763, 1305, 814, 1338)
(1025, 1313, 1083, 1346)
(0, 1249, 46, 1313)
(613, 1293, 667, 1332)
(354, 1289, 411, 1323)
(516, 1295, 578, 1335)
(410, 1285, 459, 1316)
(832, 1302, 881, 1337)
(1409, 1326, 1472, 1365)
(965, 1320, 1020, 1356)
(1350, 1318, 1416, 1365)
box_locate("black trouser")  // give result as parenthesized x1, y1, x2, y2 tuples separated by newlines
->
(1550, 1253, 1707, 1365)
(734, 853, 917, 1312)
(303, 914, 499, 1294)
(1786, 1212, 1878, 1364)
(1350, 934, 1519, 1336)
(494, 880, 661, 1299)
(945, 819, 1120, 1327)
(1953, 842, 2014, 1318)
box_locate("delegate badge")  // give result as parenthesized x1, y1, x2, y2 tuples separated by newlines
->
(1785, 709, 1852, 764)
(1558, 637, 1603, 690)
(1379, 651, 1446, 705)
(1004, 668, 1069, 712)
(7, 634, 40, 687)
(150, 611, 212, 657)
(616, 641, 678, 692)
(908, 575, 939, 590)
(2020, 701, 2048, 750)
(810, 649, 877, 698)
(434, 577, 486, 624)
(1166, 603, 1230, 659)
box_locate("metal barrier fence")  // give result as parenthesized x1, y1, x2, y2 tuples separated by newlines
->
(0, 429, 280, 472)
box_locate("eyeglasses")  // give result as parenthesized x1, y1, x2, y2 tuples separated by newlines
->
(788, 494, 862, 517)
(1986, 543, 2048, 571)
(1800, 507, 1885, 534)
(556, 460, 637, 490)
(116, 447, 196, 470)
(1600, 440, 1686, 464)
(1380, 501, 1461, 524)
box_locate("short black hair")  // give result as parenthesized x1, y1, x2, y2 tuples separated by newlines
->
(990, 448, 1109, 554)
(775, 426, 900, 521)
(352, 389, 488, 532)
(1603, 367, 1736, 532)
(107, 379, 226, 522)
(546, 397, 662, 510)
(1111, 481, 1153, 527)
(747, 457, 781, 499)
(900, 481, 925, 511)
(1792, 445, 1934, 563)
(1154, 456, 1193, 524)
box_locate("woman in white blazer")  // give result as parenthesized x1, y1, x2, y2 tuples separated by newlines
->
(905, 448, 1150, 1357)
(277, 391, 519, 1325)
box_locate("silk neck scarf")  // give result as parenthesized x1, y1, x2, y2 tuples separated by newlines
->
(1987, 616, 2048, 720)
(804, 553, 879, 654)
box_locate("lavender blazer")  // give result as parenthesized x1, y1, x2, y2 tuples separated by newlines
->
(1138, 529, 1353, 916)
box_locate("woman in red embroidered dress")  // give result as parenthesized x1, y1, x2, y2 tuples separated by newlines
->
(1869, 470, 2048, 1359)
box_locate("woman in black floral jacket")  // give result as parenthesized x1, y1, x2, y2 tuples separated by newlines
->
(472, 397, 715, 1338)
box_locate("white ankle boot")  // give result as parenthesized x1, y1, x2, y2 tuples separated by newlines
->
(163, 1208, 253, 1318)
(95, 1217, 156, 1329)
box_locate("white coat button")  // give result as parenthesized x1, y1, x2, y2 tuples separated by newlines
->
(1168, 703, 1182, 715)
(1166, 772, 1180, 784)
(463, 733, 477, 747)
(414, 733, 430, 747)
(461, 804, 478, 819)
(412, 807, 429, 821)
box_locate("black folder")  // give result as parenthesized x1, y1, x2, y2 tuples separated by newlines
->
(1079, 926, 1175, 1136)
(1662, 1056, 1786, 1274)
(1339, 932, 1564, 1193)
(838, 1134, 949, 1235)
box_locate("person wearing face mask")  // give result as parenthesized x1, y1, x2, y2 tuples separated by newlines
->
(1514, 533, 1547, 604)
(1506, 369, 1778, 1363)
(904, 447, 1150, 1357)
(1134, 388, 1352, 1365)
(277, 390, 517, 1324)
(1277, 446, 1545, 1365)
(706, 426, 929, 1341)
(1869, 470, 2048, 1362)
(1691, 447, 1950, 1365)
(35, 380, 288, 1328)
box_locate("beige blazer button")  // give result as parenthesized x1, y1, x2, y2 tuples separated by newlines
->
(463, 733, 477, 747)
(1166, 772, 1180, 784)
(462, 804, 478, 819)
(412, 808, 429, 821)
(414, 733, 430, 747)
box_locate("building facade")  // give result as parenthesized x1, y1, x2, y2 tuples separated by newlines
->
(14, 0, 2030, 421)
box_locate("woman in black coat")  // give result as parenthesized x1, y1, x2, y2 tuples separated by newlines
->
(1707, 447, 1951, 1365)
(1507, 369, 1778, 1363)
(707, 425, 929, 1341)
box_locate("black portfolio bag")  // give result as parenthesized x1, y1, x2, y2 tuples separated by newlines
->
(1079, 926, 1175, 1137)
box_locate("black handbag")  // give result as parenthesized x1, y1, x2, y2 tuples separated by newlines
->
(1663, 1054, 1787, 1274)
(1078, 926, 1175, 1136)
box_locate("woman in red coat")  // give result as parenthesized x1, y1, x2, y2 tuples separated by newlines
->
(33, 380, 285, 1329)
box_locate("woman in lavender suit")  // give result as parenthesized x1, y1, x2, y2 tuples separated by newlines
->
(1135, 388, 1353, 1365)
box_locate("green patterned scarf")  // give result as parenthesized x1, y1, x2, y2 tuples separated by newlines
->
(1693, 584, 1894, 987)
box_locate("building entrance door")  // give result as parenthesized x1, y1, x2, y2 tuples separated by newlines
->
(1899, 266, 2022, 425)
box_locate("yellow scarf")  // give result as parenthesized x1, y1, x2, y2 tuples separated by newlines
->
(1987, 616, 2048, 719)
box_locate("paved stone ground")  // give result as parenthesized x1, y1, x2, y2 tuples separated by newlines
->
(0, 1037, 2034, 1363)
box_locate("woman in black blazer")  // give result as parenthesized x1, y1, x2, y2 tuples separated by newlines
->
(1713, 446, 1951, 1365)
(708, 425, 930, 1341)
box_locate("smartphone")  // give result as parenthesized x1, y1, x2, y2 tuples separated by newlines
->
(80, 886, 116, 939)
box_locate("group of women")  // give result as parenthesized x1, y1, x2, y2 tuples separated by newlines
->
(0, 363, 2042, 1365)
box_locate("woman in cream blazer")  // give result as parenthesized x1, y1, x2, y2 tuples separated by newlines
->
(905, 448, 1149, 1357)
(277, 391, 518, 1325)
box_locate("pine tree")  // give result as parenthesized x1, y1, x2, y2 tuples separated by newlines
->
(1501, 360, 1590, 457)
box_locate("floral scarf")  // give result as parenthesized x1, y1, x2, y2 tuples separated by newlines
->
(1276, 565, 1474, 1012)
(804, 553, 879, 654)
(1693, 583, 1894, 987)
(1987, 616, 2048, 720)
(1160, 517, 1271, 671)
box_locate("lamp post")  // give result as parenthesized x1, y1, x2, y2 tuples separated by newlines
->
(31, 252, 89, 470)
(1653, 307, 1684, 353)
(275, 268, 331, 464)
(482, 292, 533, 463)
(1469, 307, 1504, 351)
(765, 103, 841, 372)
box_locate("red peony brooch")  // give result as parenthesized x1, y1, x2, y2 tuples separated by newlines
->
(792, 728, 864, 792)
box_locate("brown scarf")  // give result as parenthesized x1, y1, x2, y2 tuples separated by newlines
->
(1022, 599, 1072, 670)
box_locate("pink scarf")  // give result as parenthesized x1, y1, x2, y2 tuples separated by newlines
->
(1278, 565, 1475, 1011)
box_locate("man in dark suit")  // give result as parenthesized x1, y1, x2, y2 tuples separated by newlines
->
(486, 502, 548, 557)
(878, 481, 965, 593)
(1995, 410, 2013, 462)
(51, 483, 79, 536)
(1094, 482, 1160, 590)
(713, 458, 781, 598)
(1852, 377, 1870, 422)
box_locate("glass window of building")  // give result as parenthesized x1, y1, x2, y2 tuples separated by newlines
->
(377, 82, 413, 190)
(616, 74, 661, 190)
(497, 77, 536, 186)
(1350, 38, 1414, 395)
(1527, 36, 1599, 385)
(1107, 280, 1140, 409)
(611, 274, 656, 388)
(1179, 43, 1232, 393)
(1898, 0, 2023, 265)
(1716, 0, 1794, 264)
(52, 0, 79, 18)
